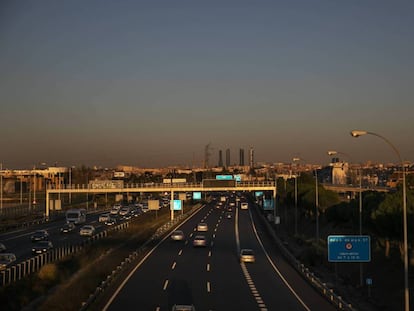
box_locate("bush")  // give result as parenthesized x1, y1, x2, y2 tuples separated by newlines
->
(38, 264, 58, 282)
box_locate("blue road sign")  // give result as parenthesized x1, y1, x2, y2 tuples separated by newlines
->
(193, 192, 202, 200)
(172, 200, 182, 211)
(327, 235, 371, 262)
(216, 175, 233, 180)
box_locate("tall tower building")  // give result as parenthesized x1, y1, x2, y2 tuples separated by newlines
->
(218, 150, 223, 167)
(226, 148, 231, 168)
(249, 147, 254, 168)
(239, 148, 245, 166)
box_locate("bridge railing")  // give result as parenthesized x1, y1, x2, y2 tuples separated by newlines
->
(50, 180, 276, 191)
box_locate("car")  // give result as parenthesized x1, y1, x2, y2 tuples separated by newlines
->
(240, 249, 255, 263)
(193, 235, 207, 247)
(121, 212, 132, 220)
(99, 213, 111, 222)
(110, 204, 122, 215)
(119, 206, 130, 216)
(79, 225, 96, 236)
(0, 253, 16, 270)
(240, 202, 249, 210)
(0, 242, 6, 252)
(170, 230, 185, 241)
(105, 217, 117, 226)
(32, 241, 53, 254)
(31, 230, 49, 242)
(60, 222, 76, 233)
(197, 222, 208, 232)
(171, 305, 196, 311)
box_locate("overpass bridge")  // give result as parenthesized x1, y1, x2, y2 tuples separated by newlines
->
(45, 180, 276, 219)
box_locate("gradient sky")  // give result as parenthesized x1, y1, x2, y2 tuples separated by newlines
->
(1, 0, 413, 169)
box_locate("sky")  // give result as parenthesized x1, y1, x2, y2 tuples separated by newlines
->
(1, 0, 413, 169)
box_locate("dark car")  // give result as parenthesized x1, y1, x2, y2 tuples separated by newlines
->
(31, 230, 49, 242)
(32, 241, 53, 254)
(60, 222, 75, 233)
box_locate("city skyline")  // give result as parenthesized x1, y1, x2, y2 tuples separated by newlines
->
(1, 1, 413, 169)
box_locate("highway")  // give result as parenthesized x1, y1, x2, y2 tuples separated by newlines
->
(103, 198, 336, 311)
(0, 210, 115, 264)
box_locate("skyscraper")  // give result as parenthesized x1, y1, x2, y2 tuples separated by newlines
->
(239, 148, 245, 166)
(249, 147, 254, 168)
(226, 148, 230, 168)
(218, 150, 223, 167)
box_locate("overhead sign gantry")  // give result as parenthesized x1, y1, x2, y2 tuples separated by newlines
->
(45, 180, 276, 220)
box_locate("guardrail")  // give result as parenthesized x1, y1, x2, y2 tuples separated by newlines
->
(254, 208, 355, 310)
(0, 222, 129, 287)
(79, 203, 203, 310)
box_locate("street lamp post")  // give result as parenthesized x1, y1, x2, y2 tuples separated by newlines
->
(315, 168, 320, 243)
(351, 130, 409, 311)
(292, 157, 301, 236)
(0, 162, 3, 214)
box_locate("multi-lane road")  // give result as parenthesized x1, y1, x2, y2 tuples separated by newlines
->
(0, 210, 110, 264)
(102, 197, 336, 311)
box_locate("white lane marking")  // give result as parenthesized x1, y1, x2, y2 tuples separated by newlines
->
(248, 209, 311, 311)
(178, 249, 183, 256)
(163, 279, 169, 290)
(102, 204, 207, 311)
(207, 263, 210, 271)
(208, 251, 212, 257)
(207, 281, 211, 293)
(171, 262, 176, 270)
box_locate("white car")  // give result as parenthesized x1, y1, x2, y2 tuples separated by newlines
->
(80, 225, 96, 237)
(119, 207, 130, 216)
(171, 230, 185, 241)
(193, 235, 207, 247)
(110, 204, 122, 215)
(197, 223, 208, 232)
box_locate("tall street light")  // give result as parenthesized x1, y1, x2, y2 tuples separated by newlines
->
(315, 167, 320, 243)
(292, 157, 301, 236)
(351, 130, 409, 311)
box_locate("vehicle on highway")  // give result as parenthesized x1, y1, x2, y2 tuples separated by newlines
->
(79, 225, 96, 236)
(110, 203, 122, 215)
(105, 217, 117, 226)
(197, 222, 208, 232)
(66, 208, 87, 224)
(193, 235, 207, 247)
(170, 230, 185, 241)
(240, 249, 255, 263)
(60, 222, 76, 233)
(171, 305, 196, 311)
(240, 202, 249, 210)
(0, 253, 16, 270)
(119, 206, 130, 216)
(0, 242, 6, 252)
(31, 230, 49, 242)
(99, 213, 111, 223)
(32, 241, 53, 254)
